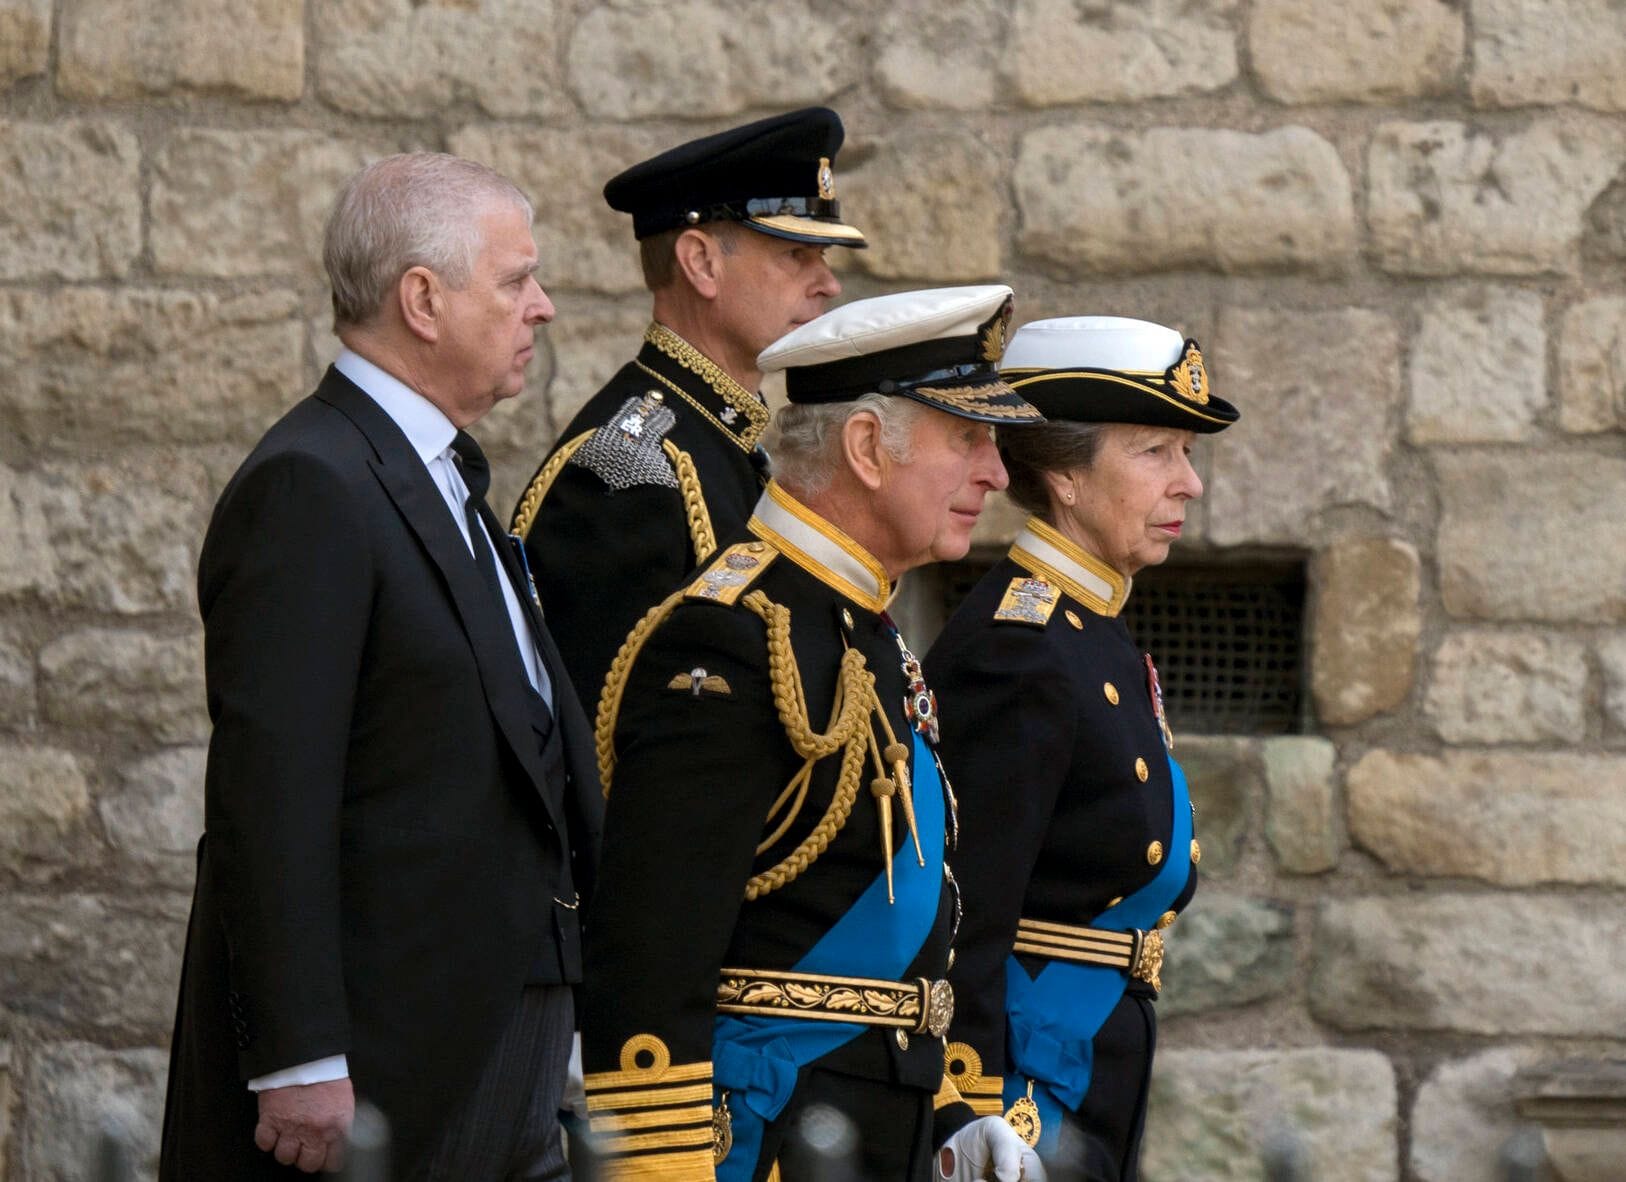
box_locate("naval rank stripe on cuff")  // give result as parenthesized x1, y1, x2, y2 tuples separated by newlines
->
(584, 1036, 719, 1179)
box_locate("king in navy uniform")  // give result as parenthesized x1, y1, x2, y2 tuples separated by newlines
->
(927, 317, 1240, 1180)
(579, 287, 1047, 1182)
(509, 108, 866, 711)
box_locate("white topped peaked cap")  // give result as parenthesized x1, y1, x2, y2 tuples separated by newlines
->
(757, 285, 1042, 424)
(1001, 316, 1185, 372)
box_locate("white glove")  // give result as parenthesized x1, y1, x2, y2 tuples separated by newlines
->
(938, 1115, 1047, 1182)
(562, 1032, 588, 1119)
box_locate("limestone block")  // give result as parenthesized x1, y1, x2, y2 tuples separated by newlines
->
(1308, 539, 1421, 726)
(0, 120, 140, 280)
(40, 629, 206, 745)
(58, 0, 302, 101)
(449, 125, 666, 294)
(1437, 452, 1626, 622)
(1249, 0, 1463, 103)
(1008, 0, 1238, 105)
(315, 0, 566, 118)
(1263, 736, 1339, 874)
(1348, 750, 1626, 886)
(21, 1042, 167, 1180)
(567, 0, 859, 120)
(842, 136, 1004, 281)
(1015, 125, 1354, 276)
(1472, 0, 1626, 113)
(1558, 296, 1626, 434)
(103, 748, 206, 859)
(0, 626, 31, 726)
(0, 289, 304, 453)
(0, 0, 50, 86)
(1411, 1046, 1551, 1182)
(1208, 310, 1402, 546)
(1170, 736, 1253, 877)
(1311, 893, 1626, 1035)
(1368, 119, 1626, 276)
(537, 299, 654, 440)
(1407, 288, 1546, 444)
(150, 130, 375, 279)
(1424, 630, 1587, 744)
(874, 1, 1001, 110)
(968, 492, 1026, 552)
(0, 1040, 11, 1177)
(1158, 895, 1294, 1017)
(1142, 1048, 1397, 1182)
(0, 894, 188, 1036)
(0, 746, 89, 866)
(1602, 634, 1626, 735)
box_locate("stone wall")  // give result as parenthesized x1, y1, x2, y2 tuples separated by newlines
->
(3, 1, 1624, 1178)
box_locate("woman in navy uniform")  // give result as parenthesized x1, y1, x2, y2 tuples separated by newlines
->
(927, 317, 1239, 1181)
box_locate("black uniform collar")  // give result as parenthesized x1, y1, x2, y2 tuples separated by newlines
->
(747, 480, 891, 613)
(634, 322, 770, 451)
(1009, 516, 1130, 618)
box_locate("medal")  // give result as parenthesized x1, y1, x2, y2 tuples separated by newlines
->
(894, 633, 940, 745)
(1145, 653, 1174, 752)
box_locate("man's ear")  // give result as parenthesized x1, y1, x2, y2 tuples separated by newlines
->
(840, 409, 888, 492)
(672, 229, 726, 301)
(398, 266, 441, 343)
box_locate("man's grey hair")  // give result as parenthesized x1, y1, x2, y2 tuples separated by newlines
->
(323, 152, 534, 330)
(769, 393, 927, 496)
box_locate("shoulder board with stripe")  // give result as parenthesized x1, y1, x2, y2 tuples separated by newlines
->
(993, 575, 1059, 627)
(683, 541, 778, 606)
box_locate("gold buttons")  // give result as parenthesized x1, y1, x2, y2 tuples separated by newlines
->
(1104, 682, 1120, 705)
(1190, 839, 1202, 864)
(1146, 840, 1164, 866)
(1065, 610, 1084, 630)
(1107, 895, 1123, 908)
(1156, 910, 1178, 930)
(894, 1029, 910, 1051)
(1134, 757, 1149, 782)
(745, 541, 764, 552)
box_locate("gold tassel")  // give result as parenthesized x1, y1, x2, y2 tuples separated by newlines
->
(871, 775, 896, 903)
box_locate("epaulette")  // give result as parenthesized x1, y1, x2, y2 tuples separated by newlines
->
(567, 391, 679, 491)
(683, 541, 777, 606)
(993, 576, 1059, 627)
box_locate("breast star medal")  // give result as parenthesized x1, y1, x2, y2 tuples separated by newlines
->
(1145, 653, 1174, 752)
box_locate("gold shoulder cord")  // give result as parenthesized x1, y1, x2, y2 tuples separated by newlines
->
(510, 431, 593, 538)
(661, 439, 715, 560)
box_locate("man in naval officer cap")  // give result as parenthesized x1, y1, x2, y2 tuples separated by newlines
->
(510, 107, 867, 716)
(578, 285, 1047, 1182)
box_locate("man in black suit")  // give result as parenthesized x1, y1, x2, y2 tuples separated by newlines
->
(160, 152, 602, 1180)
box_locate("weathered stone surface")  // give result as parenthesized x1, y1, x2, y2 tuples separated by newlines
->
(1558, 296, 1626, 434)
(22, 1041, 166, 1180)
(567, 0, 859, 120)
(1008, 0, 1237, 105)
(0, 290, 304, 453)
(1263, 736, 1339, 874)
(1437, 452, 1626, 622)
(0, 626, 32, 727)
(1171, 736, 1253, 877)
(1016, 125, 1354, 275)
(0, 894, 188, 1036)
(538, 298, 651, 438)
(1348, 750, 1626, 886)
(58, 0, 303, 101)
(843, 136, 1003, 281)
(1368, 119, 1626, 276)
(0, 0, 50, 85)
(0, 121, 140, 281)
(1159, 895, 1295, 1017)
(1408, 288, 1546, 444)
(874, 1, 1000, 110)
(1250, 0, 1463, 103)
(0, 1040, 12, 1177)
(1472, 0, 1626, 113)
(449, 125, 662, 294)
(315, 0, 566, 118)
(1312, 894, 1626, 1035)
(968, 492, 1026, 551)
(1208, 310, 1402, 545)
(1424, 630, 1587, 744)
(103, 748, 205, 860)
(1309, 539, 1421, 726)
(1602, 634, 1626, 736)
(1143, 1049, 1398, 1181)
(1411, 1046, 1551, 1182)
(151, 131, 374, 279)
(0, 746, 89, 867)
(40, 630, 206, 745)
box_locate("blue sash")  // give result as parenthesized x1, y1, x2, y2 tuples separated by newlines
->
(710, 730, 946, 1181)
(1002, 755, 1192, 1155)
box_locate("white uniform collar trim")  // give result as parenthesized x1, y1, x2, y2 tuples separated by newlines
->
(1009, 516, 1131, 618)
(748, 480, 891, 613)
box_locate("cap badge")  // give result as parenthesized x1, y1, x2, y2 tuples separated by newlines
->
(817, 156, 836, 200)
(978, 298, 1014, 363)
(1168, 340, 1209, 406)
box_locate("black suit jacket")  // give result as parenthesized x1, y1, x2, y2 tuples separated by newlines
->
(160, 368, 602, 1178)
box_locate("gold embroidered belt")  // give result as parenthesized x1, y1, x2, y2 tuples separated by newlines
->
(716, 967, 954, 1037)
(1012, 917, 1165, 992)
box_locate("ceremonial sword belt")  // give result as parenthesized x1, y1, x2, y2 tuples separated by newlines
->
(1012, 917, 1166, 993)
(716, 967, 955, 1037)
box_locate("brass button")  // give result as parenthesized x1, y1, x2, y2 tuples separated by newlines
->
(1156, 910, 1178, 930)
(1104, 682, 1119, 705)
(1190, 839, 1202, 864)
(1146, 840, 1164, 866)
(894, 1028, 910, 1051)
(1065, 610, 1084, 630)
(746, 541, 764, 552)
(1134, 757, 1149, 782)
(1107, 895, 1123, 908)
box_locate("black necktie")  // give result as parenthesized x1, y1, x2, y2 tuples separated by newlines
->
(451, 430, 509, 613)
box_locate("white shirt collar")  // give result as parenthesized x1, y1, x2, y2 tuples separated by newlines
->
(335, 348, 458, 464)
